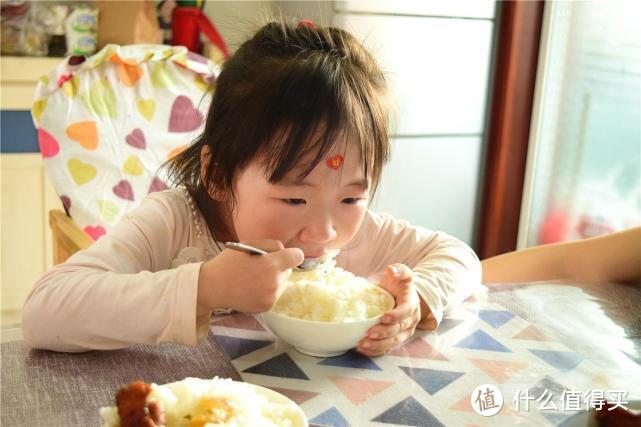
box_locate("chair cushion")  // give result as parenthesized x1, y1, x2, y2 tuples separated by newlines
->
(32, 44, 217, 240)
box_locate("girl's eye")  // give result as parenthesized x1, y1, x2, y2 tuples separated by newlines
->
(342, 198, 363, 205)
(282, 198, 306, 205)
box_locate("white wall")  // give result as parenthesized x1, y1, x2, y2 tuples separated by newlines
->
(272, 1, 334, 26)
(203, 1, 276, 53)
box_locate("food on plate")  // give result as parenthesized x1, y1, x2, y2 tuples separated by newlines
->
(100, 377, 307, 427)
(272, 251, 394, 322)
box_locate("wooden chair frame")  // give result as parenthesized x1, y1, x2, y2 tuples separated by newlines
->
(49, 210, 92, 265)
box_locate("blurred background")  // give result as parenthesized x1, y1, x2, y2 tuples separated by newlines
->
(1, 0, 640, 325)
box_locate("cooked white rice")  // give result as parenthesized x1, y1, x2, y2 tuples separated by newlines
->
(272, 252, 394, 322)
(100, 377, 304, 427)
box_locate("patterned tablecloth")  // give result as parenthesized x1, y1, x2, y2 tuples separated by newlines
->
(210, 282, 641, 426)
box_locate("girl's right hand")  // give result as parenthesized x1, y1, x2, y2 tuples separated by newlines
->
(196, 239, 304, 315)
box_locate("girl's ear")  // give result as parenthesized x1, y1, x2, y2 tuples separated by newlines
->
(200, 145, 226, 201)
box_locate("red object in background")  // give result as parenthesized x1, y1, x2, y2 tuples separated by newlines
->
(171, 7, 229, 57)
(539, 209, 617, 244)
(576, 216, 615, 239)
(538, 208, 568, 244)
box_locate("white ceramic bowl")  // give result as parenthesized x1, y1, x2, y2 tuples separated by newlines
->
(262, 303, 393, 357)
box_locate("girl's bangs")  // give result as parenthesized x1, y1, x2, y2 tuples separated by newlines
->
(255, 58, 382, 185)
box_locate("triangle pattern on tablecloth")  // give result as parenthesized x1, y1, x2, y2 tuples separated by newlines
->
(310, 407, 350, 427)
(463, 293, 480, 302)
(529, 378, 574, 427)
(528, 375, 567, 399)
(266, 386, 319, 405)
(399, 366, 465, 395)
(213, 335, 272, 360)
(389, 337, 448, 360)
(371, 395, 445, 427)
(455, 329, 511, 352)
(512, 325, 548, 341)
(451, 393, 520, 417)
(467, 357, 529, 383)
(529, 349, 583, 372)
(478, 309, 515, 328)
(524, 374, 568, 420)
(329, 376, 394, 405)
(450, 393, 474, 412)
(317, 350, 382, 371)
(243, 352, 309, 380)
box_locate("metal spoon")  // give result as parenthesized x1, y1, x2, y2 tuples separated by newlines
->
(224, 242, 320, 271)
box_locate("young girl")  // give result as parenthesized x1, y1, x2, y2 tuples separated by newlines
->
(23, 19, 481, 355)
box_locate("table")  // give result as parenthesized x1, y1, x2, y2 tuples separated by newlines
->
(2, 281, 640, 426)
(210, 281, 640, 426)
(1, 333, 240, 426)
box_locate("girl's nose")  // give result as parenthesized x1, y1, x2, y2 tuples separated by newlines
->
(299, 213, 337, 244)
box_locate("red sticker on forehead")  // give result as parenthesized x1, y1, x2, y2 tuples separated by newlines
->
(326, 155, 344, 170)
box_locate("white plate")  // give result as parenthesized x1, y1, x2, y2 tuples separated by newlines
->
(100, 378, 308, 427)
(247, 382, 308, 427)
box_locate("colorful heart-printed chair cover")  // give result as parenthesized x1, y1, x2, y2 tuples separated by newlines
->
(31, 44, 218, 241)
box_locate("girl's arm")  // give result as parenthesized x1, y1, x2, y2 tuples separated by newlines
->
(338, 211, 482, 328)
(481, 227, 641, 284)
(22, 191, 211, 352)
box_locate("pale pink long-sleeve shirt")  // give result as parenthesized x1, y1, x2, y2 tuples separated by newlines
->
(23, 188, 481, 352)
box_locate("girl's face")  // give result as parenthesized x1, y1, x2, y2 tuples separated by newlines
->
(230, 142, 369, 258)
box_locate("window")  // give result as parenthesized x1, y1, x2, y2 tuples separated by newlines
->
(519, 0, 640, 247)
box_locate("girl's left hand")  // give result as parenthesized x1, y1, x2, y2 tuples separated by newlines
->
(357, 263, 421, 357)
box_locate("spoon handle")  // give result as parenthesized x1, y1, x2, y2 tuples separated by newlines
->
(224, 241, 317, 271)
(224, 241, 268, 255)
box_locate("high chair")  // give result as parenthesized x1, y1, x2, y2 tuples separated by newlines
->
(31, 44, 218, 264)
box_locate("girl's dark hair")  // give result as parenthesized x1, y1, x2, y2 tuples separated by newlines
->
(165, 18, 392, 214)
